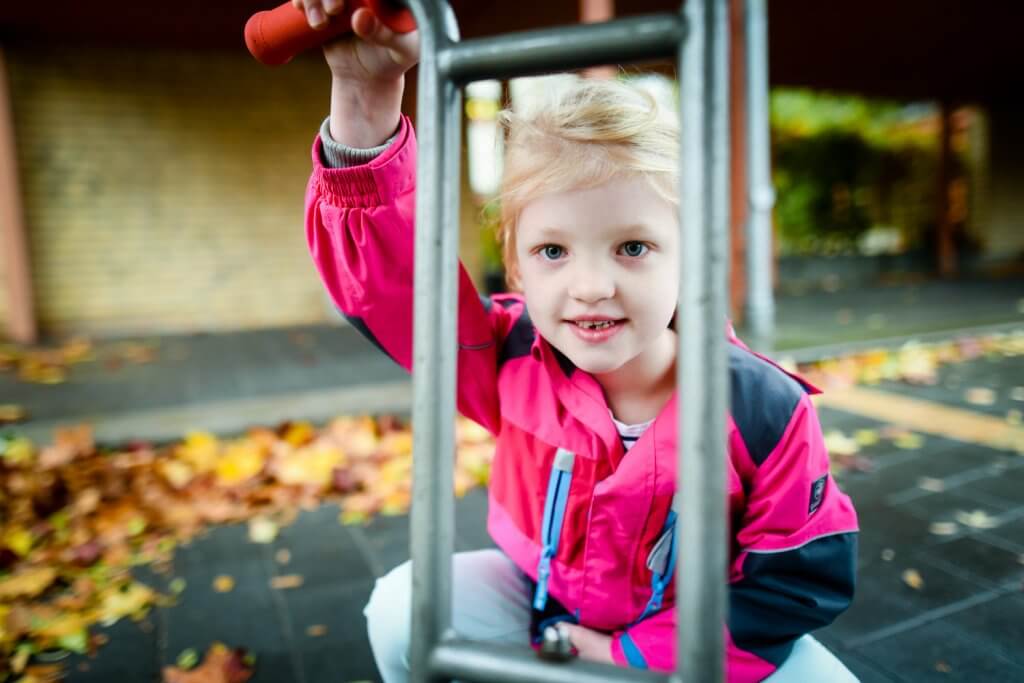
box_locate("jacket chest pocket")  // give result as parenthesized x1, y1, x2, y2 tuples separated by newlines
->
(635, 496, 679, 623)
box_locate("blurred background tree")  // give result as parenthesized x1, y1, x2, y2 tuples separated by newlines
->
(771, 89, 978, 259)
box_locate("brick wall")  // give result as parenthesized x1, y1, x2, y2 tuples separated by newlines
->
(5, 45, 342, 337)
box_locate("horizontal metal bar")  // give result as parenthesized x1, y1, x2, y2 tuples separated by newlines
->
(438, 14, 686, 84)
(429, 639, 672, 683)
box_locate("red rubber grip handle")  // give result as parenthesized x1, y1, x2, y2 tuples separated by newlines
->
(245, 1, 415, 66)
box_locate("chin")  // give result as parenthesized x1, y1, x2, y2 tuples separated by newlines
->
(562, 349, 630, 375)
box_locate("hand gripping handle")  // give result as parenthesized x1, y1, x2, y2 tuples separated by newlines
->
(245, 1, 415, 66)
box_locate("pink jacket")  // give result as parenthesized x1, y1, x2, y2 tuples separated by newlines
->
(305, 116, 859, 681)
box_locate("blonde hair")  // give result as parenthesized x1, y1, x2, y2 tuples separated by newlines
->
(496, 75, 679, 290)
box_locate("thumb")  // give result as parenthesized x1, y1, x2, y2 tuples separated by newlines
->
(352, 7, 420, 67)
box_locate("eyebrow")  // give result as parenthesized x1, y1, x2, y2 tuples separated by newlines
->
(533, 224, 655, 240)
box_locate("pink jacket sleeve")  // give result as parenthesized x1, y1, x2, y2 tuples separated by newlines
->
(610, 394, 859, 682)
(304, 115, 511, 434)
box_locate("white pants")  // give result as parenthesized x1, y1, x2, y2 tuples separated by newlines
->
(364, 549, 858, 682)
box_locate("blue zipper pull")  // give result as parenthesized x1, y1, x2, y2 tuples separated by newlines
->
(534, 552, 553, 610)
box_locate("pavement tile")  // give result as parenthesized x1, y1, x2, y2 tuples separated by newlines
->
(941, 592, 1024, 663)
(269, 504, 376, 590)
(916, 536, 1024, 589)
(352, 513, 411, 578)
(160, 525, 295, 664)
(65, 617, 160, 683)
(827, 651, 901, 683)
(274, 582, 380, 682)
(843, 501, 934, 567)
(825, 554, 986, 645)
(850, 617, 1024, 682)
(980, 517, 1024, 549)
(836, 437, 1008, 505)
(900, 490, 1017, 526)
(454, 487, 495, 553)
(953, 462, 1024, 509)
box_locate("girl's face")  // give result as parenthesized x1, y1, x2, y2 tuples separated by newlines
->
(515, 176, 680, 379)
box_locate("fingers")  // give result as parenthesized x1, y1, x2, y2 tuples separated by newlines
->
(351, 7, 420, 66)
(294, 0, 345, 30)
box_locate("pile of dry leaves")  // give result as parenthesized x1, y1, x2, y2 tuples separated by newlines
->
(0, 416, 493, 682)
(790, 329, 1024, 389)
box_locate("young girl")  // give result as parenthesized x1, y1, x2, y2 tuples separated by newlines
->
(295, 2, 859, 681)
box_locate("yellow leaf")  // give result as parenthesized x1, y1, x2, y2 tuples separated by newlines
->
(270, 574, 303, 590)
(901, 568, 924, 590)
(159, 460, 194, 489)
(275, 444, 346, 488)
(1, 437, 36, 465)
(0, 404, 27, 424)
(964, 387, 995, 406)
(929, 521, 959, 536)
(379, 432, 413, 457)
(339, 509, 369, 526)
(853, 429, 879, 447)
(283, 422, 316, 448)
(380, 490, 411, 516)
(0, 567, 57, 600)
(177, 432, 220, 472)
(247, 517, 278, 544)
(954, 509, 998, 529)
(213, 575, 235, 593)
(893, 432, 924, 450)
(95, 582, 155, 624)
(3, 527, 35, 557)
(34, 612, 88, 639)
(824, 430, 860, 457)
(215, 441, 267, 486)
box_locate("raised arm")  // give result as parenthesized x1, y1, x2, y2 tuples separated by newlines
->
(299, 2, 507, 433)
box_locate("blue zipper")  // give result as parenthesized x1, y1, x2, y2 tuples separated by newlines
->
(534, 448, 575, 611)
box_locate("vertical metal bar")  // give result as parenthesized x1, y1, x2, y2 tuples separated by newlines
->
(743, 0, 776, 349)
(677, 0, 729, 680)
(405, 2, 462, 682)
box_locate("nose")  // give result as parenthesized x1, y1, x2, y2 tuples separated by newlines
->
(566, 261, 615, 303)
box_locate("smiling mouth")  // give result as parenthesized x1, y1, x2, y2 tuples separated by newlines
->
(573, 320, 621, 330)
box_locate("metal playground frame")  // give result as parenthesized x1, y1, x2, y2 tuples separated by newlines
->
(404, 1, 772, 680)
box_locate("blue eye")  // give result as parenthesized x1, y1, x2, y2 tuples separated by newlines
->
(540, 245, 565, 261)
(620, 241, 649, 258)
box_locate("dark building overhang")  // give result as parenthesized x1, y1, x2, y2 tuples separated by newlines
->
(1, 1, 1021, 104)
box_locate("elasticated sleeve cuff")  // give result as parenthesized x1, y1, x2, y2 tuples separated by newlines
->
(310, 114, 415, 208)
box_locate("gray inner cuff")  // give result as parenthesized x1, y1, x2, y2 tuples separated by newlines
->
(319, 116, 398, 169)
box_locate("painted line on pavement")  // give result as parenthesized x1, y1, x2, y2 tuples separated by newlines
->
(815, 385, 1024, 454)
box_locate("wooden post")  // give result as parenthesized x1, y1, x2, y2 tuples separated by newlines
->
(936, 100, 957, 277)
(729, 0, 748, 323)
(0, 46, 37, 344)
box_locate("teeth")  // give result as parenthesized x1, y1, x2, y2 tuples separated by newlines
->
(576, 320, 615, 330)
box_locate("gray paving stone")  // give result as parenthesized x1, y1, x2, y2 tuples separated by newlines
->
(826, 555, 987, 646)
(65, 617, 161, 683)
(917, 536, 1024, 589)
(851, 617, 1024, 682)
